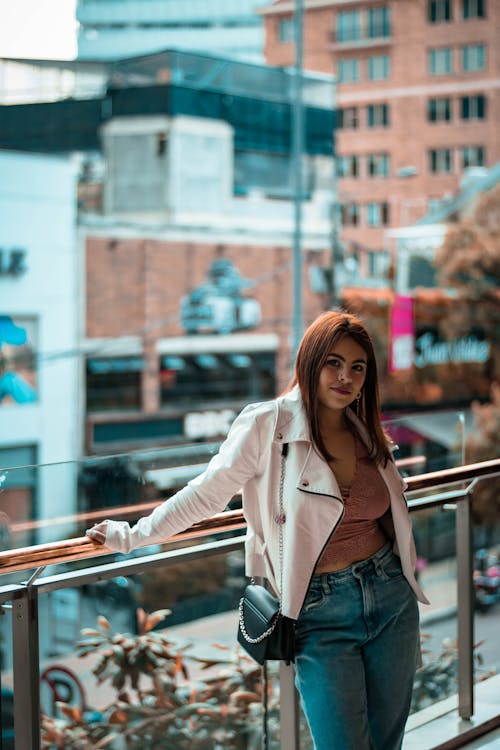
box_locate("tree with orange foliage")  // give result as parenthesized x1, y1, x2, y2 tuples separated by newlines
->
(466, 383, 500, 533)
(434, 183, 500, 379)
(435, 184, 500, 529)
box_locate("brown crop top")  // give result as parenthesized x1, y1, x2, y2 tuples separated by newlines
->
(315, 437, 391, 573)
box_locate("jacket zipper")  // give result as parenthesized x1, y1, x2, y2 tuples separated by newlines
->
(296, 493, 345, 616)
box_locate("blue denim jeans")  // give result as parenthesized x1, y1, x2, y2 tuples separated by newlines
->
(294, 543, 419, 750)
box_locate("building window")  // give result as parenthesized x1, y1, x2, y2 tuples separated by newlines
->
(337, 106, 359, 129)
(428, 0, 452, 22)
(337, 59, 360, 83)
(368, 55, 390, 80)
(367, 103, 389, 128)
(278, 17, 294, 42)
(337, 155, 359, 178)
(366, 202, 389, 226)
(461, 145, 485, 167)
(160, 352, 276, 407)
(337, 10, 361, 42)
(367, 153, 390, 177)
(428, 47, 454, 74)
(427, 97, 452, 122)
(341, 203, 359, 226)
(86, 357, 143, 412)
(461, 94, 487, 119)
(234, 150, 312, 200)
(368, 6, 391, 37)
(462, 44, 486, 71)
(429, 148, 453, 173)
(462, 0, 486, 18)
(0, 445, 37, 547)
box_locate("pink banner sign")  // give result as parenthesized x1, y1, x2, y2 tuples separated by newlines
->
(389, 295, 415, 372)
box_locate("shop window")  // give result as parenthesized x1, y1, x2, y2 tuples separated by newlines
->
(337, 59, 360, 84)
(337, 106, 359, 130)
(86, 357, 142, 412)
(367, 153, 390, 177)
(428, 148, 452, 173)
(160, 352, 276, 407)
(428, 0, 452, 22)
(428, 48, 453, 74)
(367, 103, 389, 128)
(460, 94, 486, 119)
(428, 97, 452, 122)
(461, 145, 485, 168)
(337, 154, 359, 178)
(0, 444, 37, 548)
(461, 44, 486, 71)
(368, 55, 390, 81)
(462, 0, 485, 18)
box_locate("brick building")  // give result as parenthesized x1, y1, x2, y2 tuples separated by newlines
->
(261, 0, 500, 278)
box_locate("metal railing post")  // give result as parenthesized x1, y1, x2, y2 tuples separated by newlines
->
(279, 662, 301, 749)
(456, 490, 474, 720)
(12, 583, 41, 749)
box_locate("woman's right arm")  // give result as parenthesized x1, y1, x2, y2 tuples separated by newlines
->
(86, 402, 272, 553)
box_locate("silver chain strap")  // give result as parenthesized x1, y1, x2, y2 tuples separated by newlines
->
(238, 445, 287, 644)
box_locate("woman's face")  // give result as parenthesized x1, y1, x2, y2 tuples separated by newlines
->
(317, 336, 368, 415)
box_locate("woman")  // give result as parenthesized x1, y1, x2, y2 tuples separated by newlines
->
(87, 311, 428, 750)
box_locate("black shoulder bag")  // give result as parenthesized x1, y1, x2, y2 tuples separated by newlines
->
(237, 443, 296, 665)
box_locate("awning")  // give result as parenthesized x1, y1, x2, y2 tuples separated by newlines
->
(87, 356, 144, 374)
(397, 409, 474, 450)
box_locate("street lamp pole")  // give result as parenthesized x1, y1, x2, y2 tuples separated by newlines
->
(291, 0, 305, 359)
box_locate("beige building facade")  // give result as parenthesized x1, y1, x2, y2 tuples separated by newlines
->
(262, 0, 500, 275)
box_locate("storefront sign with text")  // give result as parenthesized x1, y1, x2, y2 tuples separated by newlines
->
(415, 332, 490, 368)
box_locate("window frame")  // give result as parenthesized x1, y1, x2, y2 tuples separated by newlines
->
(366, 201, 390, 227)
(367, 153, 390, 178)
(337, 58, 361, 84)
(427, 97, 453, 122)
(337, 154, 359, 178)
(367, 54, 390, 81)
(461, 145, 485, 168)
(460, 94, 487, 120)
(367, 103, 389, 128)
(428, 147, 453, 173)
(462, 0, 486, 19)
(367, 6, 391, 38)
(278, 17, 295, 43)
(428, 47, 454, 75)
(461, 44, 486, 72)
(337, 10, 361, 42)
(428, 0, 452, 22)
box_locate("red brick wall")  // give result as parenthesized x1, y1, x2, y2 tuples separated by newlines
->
(86, 235, 332, 405)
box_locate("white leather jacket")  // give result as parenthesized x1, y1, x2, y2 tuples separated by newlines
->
(102, 386, 429, 619)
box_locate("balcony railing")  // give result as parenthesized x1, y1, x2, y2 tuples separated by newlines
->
(0, 457, 499, 749)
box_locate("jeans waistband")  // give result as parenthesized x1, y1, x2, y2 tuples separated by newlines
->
(310, 542, 393, 585)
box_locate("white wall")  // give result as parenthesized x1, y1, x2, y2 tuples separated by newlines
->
(0, 151, 79, 538)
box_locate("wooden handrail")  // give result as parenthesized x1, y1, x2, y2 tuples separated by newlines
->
(0, 458, 498, 575)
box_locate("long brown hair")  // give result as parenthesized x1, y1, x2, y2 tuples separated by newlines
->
(287, 311, 391, 465)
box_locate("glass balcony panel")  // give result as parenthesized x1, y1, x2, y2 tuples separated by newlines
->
(0, 605, 14, 750)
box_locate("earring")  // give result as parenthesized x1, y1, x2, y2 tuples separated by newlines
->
(355, 391, 362, 417)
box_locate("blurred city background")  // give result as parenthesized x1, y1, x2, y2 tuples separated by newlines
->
(0, 1, 499, 748)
